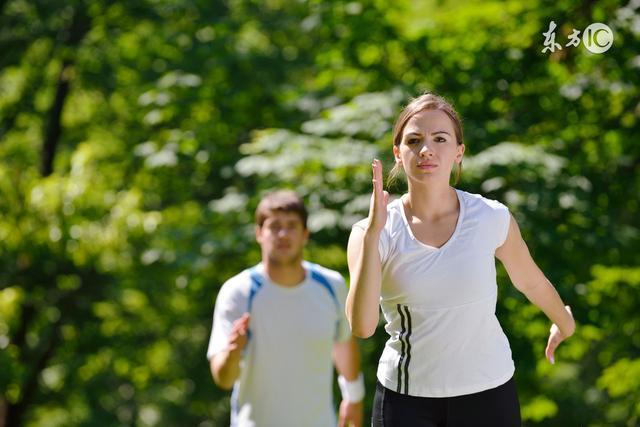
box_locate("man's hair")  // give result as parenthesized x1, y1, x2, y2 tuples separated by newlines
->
(255, 190, 308, 228)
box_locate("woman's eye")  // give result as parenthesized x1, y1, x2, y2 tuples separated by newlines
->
(435, 137, 446, 143)
(407, 138, 419, 144)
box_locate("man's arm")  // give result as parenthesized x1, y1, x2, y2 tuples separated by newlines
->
(209, 313, 250, 390)
(333, 338, 363, 427)
(333, 337, 360, 380)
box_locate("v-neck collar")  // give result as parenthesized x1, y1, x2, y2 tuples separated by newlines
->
(398, 188, 466, 252)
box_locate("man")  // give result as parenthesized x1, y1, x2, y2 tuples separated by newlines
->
(207, 190, 364, 427)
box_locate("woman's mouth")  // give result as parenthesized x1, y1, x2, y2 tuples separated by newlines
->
(417, 163, 437, 170)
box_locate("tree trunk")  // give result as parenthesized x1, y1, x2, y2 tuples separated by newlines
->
(2, 5, 92, 426)
(40, 60, 73, 177)
(39, 3, 91, 177)
(4, 325, 60, 427)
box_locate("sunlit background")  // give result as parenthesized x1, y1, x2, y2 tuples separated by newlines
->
(1, 0, 639, 425)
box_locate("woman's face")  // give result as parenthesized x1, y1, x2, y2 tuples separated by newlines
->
(394, 109, 465, 184)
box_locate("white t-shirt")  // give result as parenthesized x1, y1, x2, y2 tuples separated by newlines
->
(207, 261, 351, 427)
(354, 188, 515, 397)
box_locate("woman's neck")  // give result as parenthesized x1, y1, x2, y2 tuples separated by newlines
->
(404, 182, 458, 222)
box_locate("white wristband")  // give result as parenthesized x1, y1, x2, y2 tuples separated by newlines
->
(338, 373, 365, 403)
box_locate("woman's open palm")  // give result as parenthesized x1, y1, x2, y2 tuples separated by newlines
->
(367, 159, 389, 233)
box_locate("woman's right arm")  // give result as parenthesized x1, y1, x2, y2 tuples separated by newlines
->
(346, 159, 388, 338)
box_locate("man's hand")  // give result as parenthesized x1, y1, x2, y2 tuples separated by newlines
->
(228, 313, 250, 354)
(338, 399, 363, 427)
(211, 313, 251, 389)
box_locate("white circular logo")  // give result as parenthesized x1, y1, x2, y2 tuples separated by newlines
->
(582, 23, 614, 53)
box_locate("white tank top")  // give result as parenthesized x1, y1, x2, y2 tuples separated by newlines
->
(354, 189, 515, 397)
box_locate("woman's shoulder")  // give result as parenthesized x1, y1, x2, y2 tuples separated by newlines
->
(457, 189, 509, 215)
(457, 189, 511, 245)
(386, 196, 404, 214)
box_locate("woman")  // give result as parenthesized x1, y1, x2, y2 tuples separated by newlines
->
(346, 93, 575, 426)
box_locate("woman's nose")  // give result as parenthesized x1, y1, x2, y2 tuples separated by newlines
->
(419, 142, 433, 157)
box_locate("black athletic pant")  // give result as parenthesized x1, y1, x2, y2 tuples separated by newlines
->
(372, 377, 521, 427)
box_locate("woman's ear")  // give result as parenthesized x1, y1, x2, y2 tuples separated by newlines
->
(456, 143, 465, 163)
(393, 145, 401, 163)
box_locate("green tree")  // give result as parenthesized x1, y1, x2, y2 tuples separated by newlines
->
(1, 0, 638, 425)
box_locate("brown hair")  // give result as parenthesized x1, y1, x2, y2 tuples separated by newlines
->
(255, 190, 308, 228)
(388, 93, 464, 187)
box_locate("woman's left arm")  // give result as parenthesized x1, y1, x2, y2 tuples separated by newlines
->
(495, 214, 576, 363)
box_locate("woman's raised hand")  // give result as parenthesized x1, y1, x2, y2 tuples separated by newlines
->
(367, 159, 389, 234)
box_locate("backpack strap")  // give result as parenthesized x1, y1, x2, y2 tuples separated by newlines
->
(307, 262, 342, 340)
(245, 267, 264, 341)
(248, 267, 264, 313)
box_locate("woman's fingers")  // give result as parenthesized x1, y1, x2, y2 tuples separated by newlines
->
(545, 324, 564, 364)
(547, 306, 575, 363)
(545, 335, 557, 364)
(368, 159, 388, 232)
(372, 159, 382, 195)
(371, 162, 376, 196)
(545, 306, 575, 364)
(370, 160, 379, 211)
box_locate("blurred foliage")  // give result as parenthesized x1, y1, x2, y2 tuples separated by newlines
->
(0, 0, 639, 426)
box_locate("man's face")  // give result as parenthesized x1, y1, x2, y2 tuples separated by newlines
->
(256, 210, 309, 266)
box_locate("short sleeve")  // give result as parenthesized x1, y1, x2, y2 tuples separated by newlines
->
(333, 276, 352, 343)
(206, 280, 248, 360)
(351, 218, 391, 264)
(495, 203, 511, 249)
